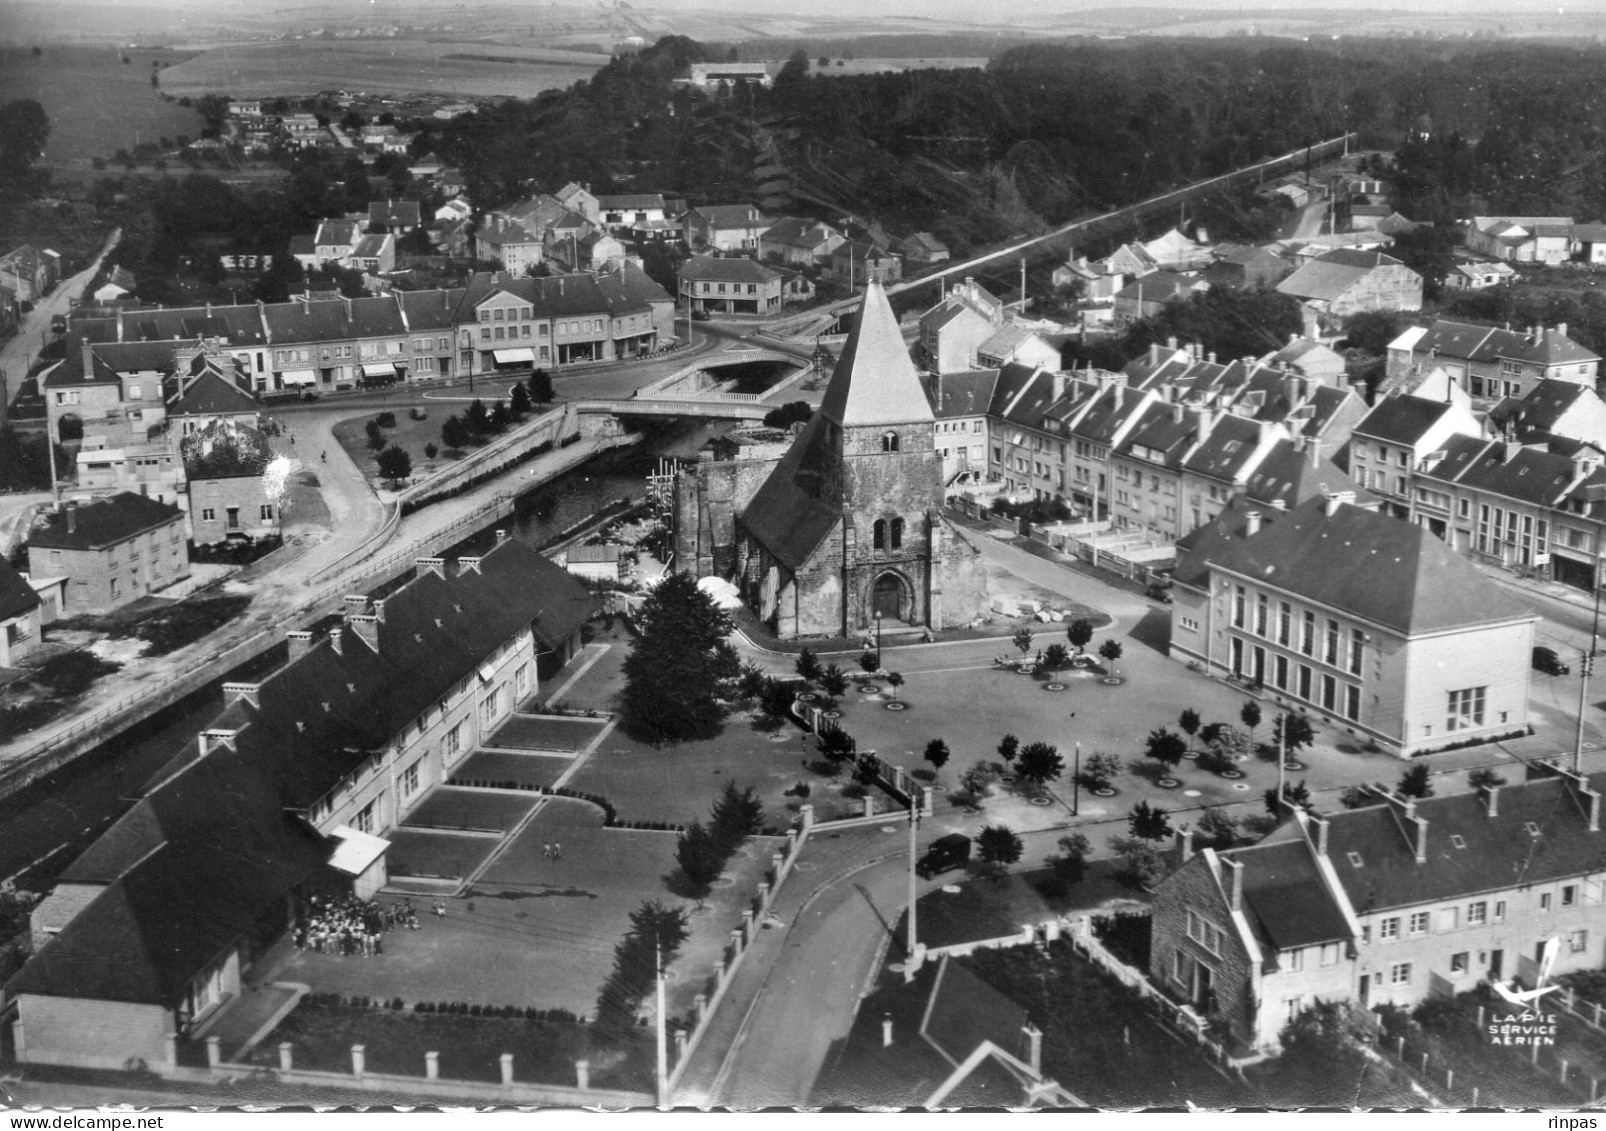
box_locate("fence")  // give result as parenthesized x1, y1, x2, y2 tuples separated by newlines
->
(664, 824, 809, 1100)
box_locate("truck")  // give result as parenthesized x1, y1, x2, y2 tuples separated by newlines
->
(916, 833, 972, 880)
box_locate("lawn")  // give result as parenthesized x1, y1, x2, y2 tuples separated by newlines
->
(331, 402, 553, 487)
(0, 47, 203, 165)
(402, 787, 540, 833)
(489, 714, 609, 753)
(386, 829, 500, 880)
(910, 861, 1150, 951)
(245, 1000, 652, 1092)
(452, 750, 570, 791)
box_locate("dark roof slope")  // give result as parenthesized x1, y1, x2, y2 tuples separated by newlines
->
(29, 494, 184, 551)
(1179, 495, 1533, 635)
(1233, 839, 1352, 950)
(0, 557, 41, 622)
(1353, 394, 1457, 445)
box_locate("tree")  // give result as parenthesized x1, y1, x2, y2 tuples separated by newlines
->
(959, 759, 998, 799)
(528, 368, 554, 405)
(1081, 750, 1121, 791)
(1048, 833, 1091, 887)
(795, 647, 823, 683)
(376, 444, 412, 487)
(1196, 807, 1239, 851)
(1264, 778, 1313, 817)
(1012, 626, 1034, 658)
(858, 650, 880, 675)
(709, 781, 764, 856)
(819, 663, 848, 700)
(817, 726, 856, 771)
(509, 381, 531, 418)
(463, 397, 491, 437)
(1108, 835, 1166, 889)
(1128, 800, 1173, 842)
(1277, 1000, 1376, 1096)
(1098, 639, 1123, 671)
(424, 442, 439, 462)
(775, 48, 811, 87)
(674, 821, 723, 901)
(621, 573, 737, 743)
(1397, 763, 1435, 799)
(997, 734, 1019, 765)
(1043, 643, 1069, 670)
(738, 663, 767, 703)
(1179, 708, 1202, 754)
(885, 671, 904, 700)
(441, 414, 468, 452)
(1066, 617, 1094, 653)
(1200, 724, 1252, 771)
(1144, 727, 1186, 775)
(975, 824, 1023, 879)
(365, 418, 386, 450)
(853, 752, 884, 788)
(627, 899, 690, 960)
(924, 738, 950, 782)
(488, 399, 510, 432)
(1240, 700, 1262, 741)
(1272, 712, 1315, 759)
(1469, 767, 1507, 791)
(1015, 741, 1065, 792)
(0, 99, 50, 177)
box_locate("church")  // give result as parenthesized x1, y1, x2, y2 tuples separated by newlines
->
(672, 281, 986, 639)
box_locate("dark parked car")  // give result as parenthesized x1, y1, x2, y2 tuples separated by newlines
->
(916, 833, 972, 880)
(1534, 646, 1571, 676)
(690, 308, 712, 321)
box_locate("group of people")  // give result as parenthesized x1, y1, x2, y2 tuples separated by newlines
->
(293, 894, 423, 958)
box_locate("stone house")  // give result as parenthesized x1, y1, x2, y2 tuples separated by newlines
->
(1275, 249, 1422, 321)
(685, 204, 768, 253)
(925, 369, 999, 487)
(0, 557, 44, 669)
(1151, 768, 1606, 1052)
(1112, 273, 1207, 327)
(1346, 392, 1486, 520)
(0, 244, 62, 303)
(760, 217, 845, 268)
(26, 494, 191, 615)
(1169, 493, 1536, 757)
(829, 242, 903, 288)
(181, 419, 278, 545)
(676, 256, 784, 316)
(1466, 216, 1575, 264)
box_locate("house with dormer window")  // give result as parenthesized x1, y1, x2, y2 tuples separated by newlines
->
(1152, 765, 1606, 1052)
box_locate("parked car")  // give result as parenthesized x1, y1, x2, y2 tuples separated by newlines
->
(1533, 646, 1571, 676)
(915, 833, 972, 880)
(1145, 580, 1173, 604)
(690, 308, 712, 321)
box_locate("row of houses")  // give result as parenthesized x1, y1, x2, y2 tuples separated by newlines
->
(58, 262, 674, 407)
(7, 537, 596, 1071)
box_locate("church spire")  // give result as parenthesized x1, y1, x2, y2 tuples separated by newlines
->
(819, 280, 934, 428)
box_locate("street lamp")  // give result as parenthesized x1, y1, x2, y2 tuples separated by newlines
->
(1072, 740, 1080, 816)
(874, 611, 883, 670)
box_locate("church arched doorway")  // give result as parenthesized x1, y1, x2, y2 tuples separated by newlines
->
(871, 572, 906, 622)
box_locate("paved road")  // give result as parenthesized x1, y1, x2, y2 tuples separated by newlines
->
(0, 228, 120, 419)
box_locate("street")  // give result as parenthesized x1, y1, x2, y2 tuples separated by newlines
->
(0, 228, 120, 421)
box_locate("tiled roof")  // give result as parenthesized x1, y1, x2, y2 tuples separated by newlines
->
(925, 369, 999, 419)
(1243, 440, 1371, 511)
(1115, 272, 1198, 303)
(29, 494, 184, 551)
(1353, 394, 1457, 446)
(1327, 772, 1606, 912)
(368, 199, 420, 227)
(1180, 414, 1265, 481)
(677, 256, 781, 285)
(1180, 494, 1534, 635)
(1489, 379, 1593, 436)
(735, 417, 841, 571)
(598, 193, 665, 211)
(1429, 438, 1583, 509)
(1233, 839, 1352, 950)
(42, 342, 121, 388)
(0, 557, 40, 622)
(398, 287, 466, 331)
(1277, 249, 1410, 303)
(692, 204, 764, 227)
(819, 281, 932, 428)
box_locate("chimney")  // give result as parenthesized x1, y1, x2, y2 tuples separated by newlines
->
(882, 1014, 894, 1049)
(1208, 351, 1217, 364)
(81, 340, 95, 379)
(1114, 386, 1125, 410)
(344, 296, 353, 321)
(1172, 402, 1184, 424)
(328, 628, 344, 657)
(495, 528, 510, 543)
(222, 682, 261, 709)
(66, 503, 77, 535)
(1245, 510, 1262, 536)
(348, 613, 380, 652)
(1220, 855, 1243, 912)
(1175, 826, 1194, 866)
(1324, 490, 1354, 516)
(1559, 322, 1569, 339)
(1308, 812, 1330, 857)
(371, 598, 387, 623)
(1412, 813, 1428, 864)
(1481, 783, 1500, 817)
(457, 556, 483, 576)
(1167, 335, 1178, 350)
(302, 295, 310, 313)
(288, 630, 314, 660)
(416, 557, 446, 578)
(1023, 1022, 1043, 1076)
(343, 594, 370, 615)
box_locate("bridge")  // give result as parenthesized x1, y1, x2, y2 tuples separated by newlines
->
(573, 397, 772, 420)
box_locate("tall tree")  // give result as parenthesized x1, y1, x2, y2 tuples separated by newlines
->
(376, 444, 412, 486)
(976, 824, 1024, 880)
(441, 414, 468, 452)
(1128, 800, 1173, 842)
(1066, 618, 1094, 653)
(1144, 727, 1186, 774)
(0, 99, 50, 176)
(674, 821, 723, 901)
(528, 368, 554, 405)
(1015, 741, 1065, 792)
(709, 781, 764, 855)
(924, 738, 950, 783)
(621, 572, 737, 743)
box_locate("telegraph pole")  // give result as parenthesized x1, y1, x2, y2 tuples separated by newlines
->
(905, 792, 919, 970)
(655, 941, 669, 1107)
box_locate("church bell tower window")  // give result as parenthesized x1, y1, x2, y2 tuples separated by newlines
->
(881, 430, 899, 452)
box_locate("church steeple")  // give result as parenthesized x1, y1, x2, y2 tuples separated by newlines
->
(819, 280, 935, 429)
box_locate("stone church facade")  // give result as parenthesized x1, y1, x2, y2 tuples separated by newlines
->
(672, 281, 986, 639)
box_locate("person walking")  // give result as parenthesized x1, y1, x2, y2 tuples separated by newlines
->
(542, 842, 552, 861)
(552, 842, 562, 861)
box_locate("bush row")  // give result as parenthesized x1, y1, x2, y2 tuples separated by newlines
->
(299, 991, 580, 1023)
(446, 779, 621, 825)
(398, 435, 570, 518)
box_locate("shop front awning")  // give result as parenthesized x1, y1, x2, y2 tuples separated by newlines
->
(279, 369, 317, 386)
(360, 362, 399, 377)
(328, 825, 391, 877)
(492, 348, 535, 365)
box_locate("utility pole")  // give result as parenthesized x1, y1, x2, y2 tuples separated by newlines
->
(655, 941, 669, 1108)
(1575, 504, 1606, 771)
(1072, 741, 1081, 816)
(905, 794, 919, 971)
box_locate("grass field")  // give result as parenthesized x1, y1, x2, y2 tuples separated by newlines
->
(0, 47, 203, 165)
(158, 40, 607, 99)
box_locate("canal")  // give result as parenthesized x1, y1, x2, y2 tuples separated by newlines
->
(0, 417, 742, 891)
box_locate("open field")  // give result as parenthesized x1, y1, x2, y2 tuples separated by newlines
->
(0, 47, 203, 164)
(158, 40, 608, 99)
